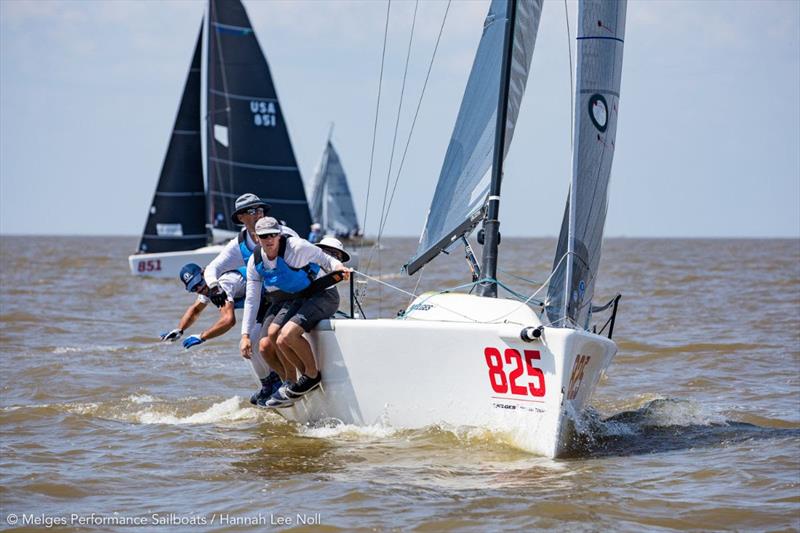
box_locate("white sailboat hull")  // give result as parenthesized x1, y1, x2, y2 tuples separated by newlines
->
(278, 294, 617, 458)
(128, 245, 224, 278)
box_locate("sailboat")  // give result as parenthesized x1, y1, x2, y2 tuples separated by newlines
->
(129, 0, 312, 278)
(278, 0, 627, 458)
(308, 129, 361, 242)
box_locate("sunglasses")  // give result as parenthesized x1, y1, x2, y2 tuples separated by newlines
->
(190, 281, 206, 293)
(243, 207, 263, 216)
(258, 233, 279, 240)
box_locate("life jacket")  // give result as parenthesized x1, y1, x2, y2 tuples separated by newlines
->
(236, 229, 253, 278)
(253, 236, 321, 295)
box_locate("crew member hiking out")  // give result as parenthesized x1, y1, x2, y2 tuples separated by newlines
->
(239, 217, 350, 408)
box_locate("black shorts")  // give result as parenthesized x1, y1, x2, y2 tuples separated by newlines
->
(288, 288, 340, 332)
(262, 288, 340, 333)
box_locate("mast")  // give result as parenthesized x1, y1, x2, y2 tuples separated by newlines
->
(477, 0, 517, 298)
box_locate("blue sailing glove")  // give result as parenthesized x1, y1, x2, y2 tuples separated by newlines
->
(182, 335, 205, 349)
(160, 329, 183, 342)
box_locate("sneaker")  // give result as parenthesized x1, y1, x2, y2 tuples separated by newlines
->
(284, 373, 322, 399)
(258, 380, 292, 406)
(262, 388, 296, 409)
(250, 372, 280, 405)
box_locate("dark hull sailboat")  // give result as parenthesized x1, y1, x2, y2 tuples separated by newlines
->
(130, 0, 312, 278)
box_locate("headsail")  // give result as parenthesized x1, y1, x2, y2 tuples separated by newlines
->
(137, 25, 206, 254)
(546, 0, 627, 328)
(206, 0, 312, 235)
(309, 141, 360, 237)
(405, 0, 542, 275)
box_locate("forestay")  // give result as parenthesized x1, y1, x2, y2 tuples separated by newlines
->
(406, 0, 542, 275)
(546, 0, 626, 329)
(137, 26, 206, 254)
(206, 0, 312, 234)
(309, 141, 360, 237)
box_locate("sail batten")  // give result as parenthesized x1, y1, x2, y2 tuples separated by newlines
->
(406, 0, 542, 275)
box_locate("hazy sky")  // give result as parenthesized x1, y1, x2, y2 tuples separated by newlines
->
(1, 0, 798, 238)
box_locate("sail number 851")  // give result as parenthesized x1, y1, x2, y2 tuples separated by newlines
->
(484, 347, 545, 397)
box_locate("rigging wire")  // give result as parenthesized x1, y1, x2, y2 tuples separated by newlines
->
(359, 0, 392, 252)
(377, 0, 452, 240)
(366, 0, 420, 276)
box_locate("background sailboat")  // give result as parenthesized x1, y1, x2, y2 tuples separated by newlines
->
(275, 0, 627, 458)
(308, 128, 361, 241)
(129, 0, 311, 278)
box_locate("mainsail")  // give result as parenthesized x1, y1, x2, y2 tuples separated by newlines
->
(309, 140, 360, 237)
(206, 0, 312, 235)
(546, 0, 627, 328)
(137, 26, 206, 254)
(406, 0, 542, 275)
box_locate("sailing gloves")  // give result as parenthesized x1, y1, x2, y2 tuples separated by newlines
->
(207, 284, 228, 308)
(160, 329, 183, 342)
(182, 335, 205, 349)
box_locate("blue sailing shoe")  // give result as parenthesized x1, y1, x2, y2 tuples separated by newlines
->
(250, 372, 281, 405)
(262, 387, 296, 409)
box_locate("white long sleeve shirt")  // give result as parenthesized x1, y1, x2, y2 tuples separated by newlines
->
(204, 226, 299, 287)
(241, 237, 344, 335)
(196, 270, 245, 305)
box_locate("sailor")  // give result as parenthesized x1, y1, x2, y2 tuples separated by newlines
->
(200, 193, 296, 403)
(204, 193, 298, 291)
(239, 217, 350, 407)
(307, 223, 322, 244)
(160, 263, 281, 403)
(315, 236, 351, 265)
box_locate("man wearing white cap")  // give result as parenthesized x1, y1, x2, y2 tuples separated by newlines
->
(239, 217, 350, 407)
(200, 193, 297, 404)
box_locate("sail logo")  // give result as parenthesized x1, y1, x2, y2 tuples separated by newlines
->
(588, 94, 608, 132)
(251, 101, 277, 127)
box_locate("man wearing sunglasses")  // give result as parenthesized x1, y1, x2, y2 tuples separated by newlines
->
(160, 262, 281, 403)
(239, 217, 351, 407)
(170, 193, 296, 404)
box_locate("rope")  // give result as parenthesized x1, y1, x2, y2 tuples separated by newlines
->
(377, 0, 452, 239)
(359, 0, 392, 251)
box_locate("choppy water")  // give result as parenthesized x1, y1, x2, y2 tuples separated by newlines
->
(1, 236, 798, 531)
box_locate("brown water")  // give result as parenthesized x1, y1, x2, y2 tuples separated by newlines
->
(1, 236, 798, 531)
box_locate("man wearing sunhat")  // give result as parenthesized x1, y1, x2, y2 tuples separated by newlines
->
(182, 192, 294, 404)
(239, 217, 351, 407)
(160, 262, 282, 403)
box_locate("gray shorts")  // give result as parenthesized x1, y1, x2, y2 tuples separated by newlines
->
(262, 299, 303, 330)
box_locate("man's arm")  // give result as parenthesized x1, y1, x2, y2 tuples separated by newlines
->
(198, 301, 236, 341)
(288, 238, 345, 273)
(204, 239, 240, 288)
(178, 300, 207, 332)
